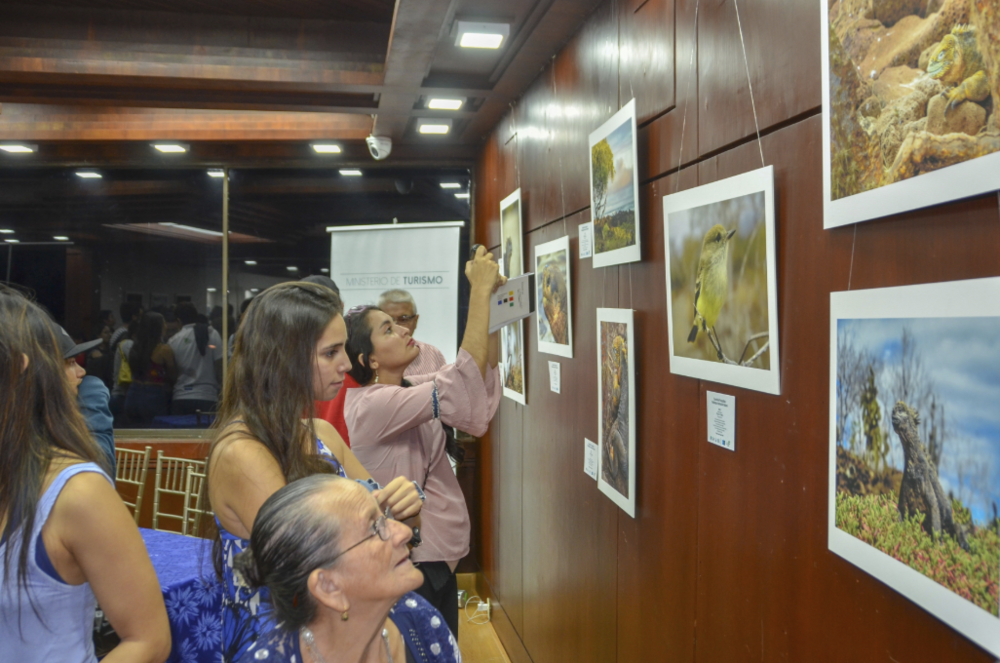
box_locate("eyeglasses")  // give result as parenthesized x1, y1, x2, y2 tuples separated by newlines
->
(391, 314, 417, 325)
(323, 509, 392, 566)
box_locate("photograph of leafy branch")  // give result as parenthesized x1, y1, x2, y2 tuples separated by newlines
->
(589, 100, 640, 267)
(834, 317, 1000, 618)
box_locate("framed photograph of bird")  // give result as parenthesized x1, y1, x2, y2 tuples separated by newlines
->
(534, 235, 573, 358)
(662, 166, 780, 395)
(589, 99, 641, 268)
(828, 278, 1000, 656)
(500, 188, 527, 404)
(821, 2, 1000, 229)
(596, 308, 636, 518)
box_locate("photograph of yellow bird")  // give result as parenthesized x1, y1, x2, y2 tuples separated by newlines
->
(535, 235, 573, 357)
(687, 224, 736, 348)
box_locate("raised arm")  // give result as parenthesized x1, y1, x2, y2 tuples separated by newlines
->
(461, 245, 506, 378)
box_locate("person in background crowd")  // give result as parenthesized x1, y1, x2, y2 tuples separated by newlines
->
(85, 323, 115, 390)
(0, 285, 170, 663)
(110, 301, 142, 352)
(227, 296, 255, 359)
(99, 309, 116, 332)
(124, 312, 176, 425)
(54, 325, 116, 473)
(162, 309, 181, 341)
(342, 247, 504, 635)
(169, 302, 223, 416)
(206, 281, 424, 662)
(110, 320, 137, 425)
(233, 476, 458, 663)
(378, 288, 447, 375)
(301, 274, 341, 297)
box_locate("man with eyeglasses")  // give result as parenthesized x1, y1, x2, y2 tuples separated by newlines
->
(377, 289, 446, 376)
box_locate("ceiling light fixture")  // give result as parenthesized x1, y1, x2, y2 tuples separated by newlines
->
(158, 222, 224, 237)
(152, 143, 189, 153)
(207, 169, 225, 178)
(417, 118, 453, 135)
(207, 288, 218, 292)
(244, 260, 257, 266)
(339, 169, 362, 176)
(428, 98, 463, 110)
(440, 182, 461, 189)
(0, 229, 14, 234)
(53, 236, 70, 241)
(455, 193, 470, 199)
(320, 268, 330, 273)
(312, 144, 342, 154)
(76, 171, 102, 179)
(0, 144, 36, 154)
(455, 21, 509, 49)
(5, 239, 19, 243)
(287, 266, 299, 272)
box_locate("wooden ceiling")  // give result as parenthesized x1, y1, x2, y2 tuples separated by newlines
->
(0, 0, 604, 168)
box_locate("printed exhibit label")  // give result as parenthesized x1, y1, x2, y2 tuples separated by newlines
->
(584, 438, 598, 479)
(548, 360, 561, 393)
(707, 391, 735, 451)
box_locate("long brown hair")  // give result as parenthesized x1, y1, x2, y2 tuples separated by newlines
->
(208, 280, 344, 504)
(0, 285, 104, 607)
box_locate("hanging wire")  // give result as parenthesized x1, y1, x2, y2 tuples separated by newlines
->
(733, 0, 766, 168)
(847, 224, 857, 291)
(673, 0, 700, 193)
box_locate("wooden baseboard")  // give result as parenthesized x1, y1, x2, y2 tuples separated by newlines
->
(458, 572, 533, 663)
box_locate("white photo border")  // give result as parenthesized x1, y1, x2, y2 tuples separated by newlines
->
(589, 99, 641, 267)
(499, 189, 527, 404)
(662, 166, 781, 395)
(596, 307, 636, 518)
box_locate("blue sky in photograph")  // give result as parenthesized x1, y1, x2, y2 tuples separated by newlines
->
(838, 317, 1000, 524)
(602, 120, 635, 216)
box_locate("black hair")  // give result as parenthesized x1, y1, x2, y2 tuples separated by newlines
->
(128, 312, 165, 379)
(99, 309, 113, 325)
(119, 301, 141, 323)
(175, 302, 199, 326)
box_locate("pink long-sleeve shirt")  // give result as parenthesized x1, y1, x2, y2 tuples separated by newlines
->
(345, 348, 501, 564)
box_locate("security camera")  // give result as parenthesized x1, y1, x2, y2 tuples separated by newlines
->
(366, 135, 392, 161)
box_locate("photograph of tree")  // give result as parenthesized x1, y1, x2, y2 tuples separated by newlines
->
(829, 279, 1000, 656)
(500, 189, 526, 404)
(589, 99, 641, 267)
(662, 167, 781, 395)
(597, 308, 636, 517)
(535, 235, 573, 358)
(821, 0, 1000, 228)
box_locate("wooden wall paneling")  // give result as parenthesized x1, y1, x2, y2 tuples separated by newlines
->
(696, 0, 820, 157)
(497, 397, 526, 636)
(640, 0, 698, 181)
(475, 130, 503, 252)
(519, 212, 619, 663)
(618, 0, 676, 125)
(514, 75, 559, 231)
(545, 0, 621, 219)
(615, 169, 700, 663)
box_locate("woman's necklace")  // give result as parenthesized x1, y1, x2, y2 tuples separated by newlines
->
(301, 626, 395, 663)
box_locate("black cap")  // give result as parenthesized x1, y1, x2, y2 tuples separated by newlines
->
(52, 323, 103, 359)
(301, 274, 340, 295)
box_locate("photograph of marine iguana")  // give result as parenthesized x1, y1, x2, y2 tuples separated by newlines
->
(534, 235, 573, 358)
(821, 0, 1000, 228)
(662, 167, 781, 395)
(500, 189, 526, 404)
(829, 279, 1000, 656)
(597, 308, 636, 518)
(589, 99, 641, 267)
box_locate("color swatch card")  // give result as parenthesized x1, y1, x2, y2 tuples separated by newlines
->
(489, 272, 535, 333)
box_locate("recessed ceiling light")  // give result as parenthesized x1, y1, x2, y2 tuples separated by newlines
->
(5, 239, 19, 243)
(53, 236, 70, 241)
(0, 144, 35, 154)
(320, 268, 329, 273)
(0, 229, 13, 234)
(207, 287, 218, 292)
(207, 169, 225, 178)
(158, 222, 224, 237)
(76, 171, 102, 179)
(440, 182, 461, 189)
(287, 266, 299, 272)
(250, 288, 260, 292)
(152, 143, 188, 153)
(312, 144, 342, 154)
(456, 21, 509, 49)
(419, 124, 450, 135)
(455, 193, 470, 199)
(244, 260, 257, 266)
(428, 98, 463, 110)
(339, 169, 362, 176)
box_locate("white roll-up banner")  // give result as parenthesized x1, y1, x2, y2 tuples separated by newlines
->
(328, 222, 463, 363)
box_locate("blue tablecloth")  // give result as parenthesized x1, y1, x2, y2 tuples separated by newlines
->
(141, 528, 223, 663)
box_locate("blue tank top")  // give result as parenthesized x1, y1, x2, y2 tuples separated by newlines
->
(218, 439, 347, 663)
(0, 462, 111, 663)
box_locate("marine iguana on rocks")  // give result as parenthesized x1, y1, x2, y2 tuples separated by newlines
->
(926, 25, 990, 110)
(891, 401, 969, 551)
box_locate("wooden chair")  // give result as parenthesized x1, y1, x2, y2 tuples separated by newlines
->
(114, 445, 152, 524)
(181, 466, 211, 537)
(152, 451, 206, 532)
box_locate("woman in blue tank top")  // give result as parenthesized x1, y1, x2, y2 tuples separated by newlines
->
(0, 285, 171, 663)
(207, 282, 426, 662)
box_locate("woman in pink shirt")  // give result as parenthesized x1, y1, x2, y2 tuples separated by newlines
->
(343, 246, 505, 636)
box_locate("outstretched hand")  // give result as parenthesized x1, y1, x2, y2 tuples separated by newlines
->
(465, 245, 507, 293)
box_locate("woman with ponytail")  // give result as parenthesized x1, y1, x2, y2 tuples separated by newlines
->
(0, 285, 169, 662)
(342, 247, 504, 636)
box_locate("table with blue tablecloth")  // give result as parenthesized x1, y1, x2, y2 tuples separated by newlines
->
(141, 528, 223, 663)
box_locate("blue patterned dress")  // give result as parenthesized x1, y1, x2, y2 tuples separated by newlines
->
(218, 439, 347, 663)
(236, 592, 461, 663)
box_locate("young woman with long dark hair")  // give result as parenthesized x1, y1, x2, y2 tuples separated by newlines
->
(124, 311, 176, 424)
(206, 281, 424, 662)
(0, 285, 170, 662)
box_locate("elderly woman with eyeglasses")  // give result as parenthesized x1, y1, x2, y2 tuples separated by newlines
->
(341, 246, 505, 636)
(234, 474, 459, 663)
